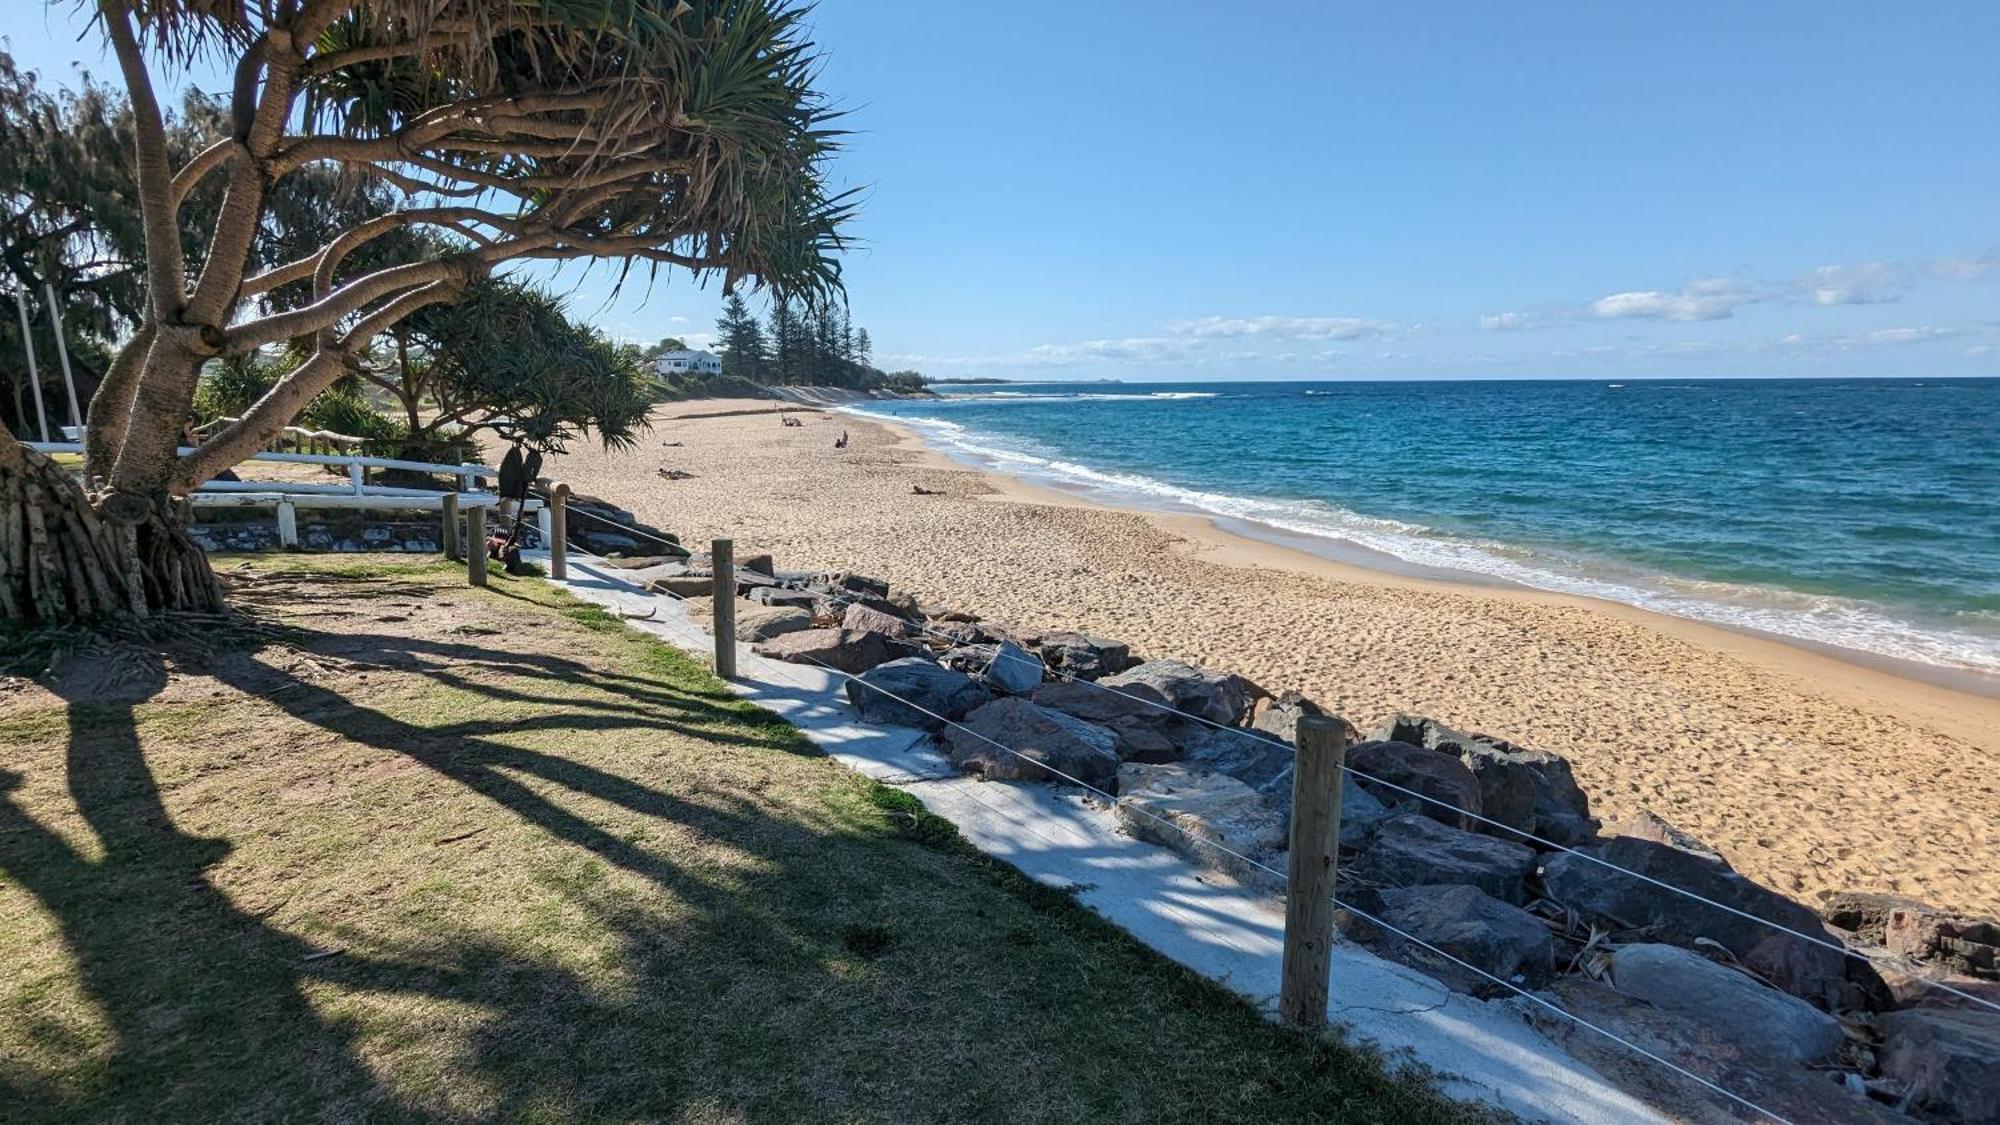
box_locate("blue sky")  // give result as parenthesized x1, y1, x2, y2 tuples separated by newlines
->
(9, 1, 2000, 380)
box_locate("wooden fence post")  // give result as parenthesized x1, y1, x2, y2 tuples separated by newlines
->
(440, 493, 460, 561)
(710, 538, 736, 679)
(274, 501, 298, 548)
(466, 503, 487, 586)
(1280, 715, 1351, 1029)
(548, 482, 570, 580)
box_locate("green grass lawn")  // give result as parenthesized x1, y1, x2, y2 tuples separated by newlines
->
(0, 556, 1477, 1123)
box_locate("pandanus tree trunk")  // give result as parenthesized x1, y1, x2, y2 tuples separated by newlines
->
(0, 433, 223, 623)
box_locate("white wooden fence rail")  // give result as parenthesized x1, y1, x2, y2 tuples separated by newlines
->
(26, 441, 554, 549)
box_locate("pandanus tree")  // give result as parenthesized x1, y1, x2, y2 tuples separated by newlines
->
(0, 0, 849, 624)
(369, 278, 657, 458)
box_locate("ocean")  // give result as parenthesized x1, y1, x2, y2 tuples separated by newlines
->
(849, 378, 2000, 678)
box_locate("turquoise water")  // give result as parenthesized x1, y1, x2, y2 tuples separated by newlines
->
(853, 378, 2000, 676)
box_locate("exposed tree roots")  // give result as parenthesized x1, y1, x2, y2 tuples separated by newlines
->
(0, 441, 225, 625)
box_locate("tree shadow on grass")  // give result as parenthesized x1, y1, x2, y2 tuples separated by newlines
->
(0, 626, 838, 1122)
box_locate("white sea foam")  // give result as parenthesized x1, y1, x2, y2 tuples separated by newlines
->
(970, 390, 1218, 403)
(841, 407, 2000, 676)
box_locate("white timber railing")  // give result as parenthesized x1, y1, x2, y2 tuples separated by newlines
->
(26, 441, 558, 557)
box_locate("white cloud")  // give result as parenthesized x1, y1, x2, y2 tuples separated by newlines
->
(1025, 336, 1189, 362)
(1805, 261, 1905, 306)
(1929, 251, 1999, 281)
(1859, 325, 1958, 345)
(1776, 325, 1967, 353)
(1478, 310, 1567, 331)
(1591, 278, 1757, 322)
(1165, 315, 1400, 341)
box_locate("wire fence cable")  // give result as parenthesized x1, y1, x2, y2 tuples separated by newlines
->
(627, 575, 1798, 1123)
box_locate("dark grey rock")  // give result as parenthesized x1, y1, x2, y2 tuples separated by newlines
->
(833, 572, 890, 598)
(747, 586, 820, 610)
(1875, 1008, 2000, 1125)
(983, 640, 1045, 695)
(1542, 835, 1883, 1010)
(1523, 977, 1905, 1125)
(1378, 883, 1557, 988)
(1035, 631, 1135, 680)
(1354, 814, 1537, 904)
(1099, 659, 1256, 726)
(1177, 724, 1293, 796)
(1370, 713, 1597, 847)
(845, 657, 990, 731)
(1610, 943, 1843, 1064)
(941, 698, 1120, 789)
(1029, 681, 1184, 761)
(1346, 740, 1483, 831)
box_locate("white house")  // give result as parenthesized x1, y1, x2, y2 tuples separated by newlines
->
(653, 348, 723, 376)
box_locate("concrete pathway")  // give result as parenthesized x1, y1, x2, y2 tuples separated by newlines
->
(546, 555, 1669, 1123)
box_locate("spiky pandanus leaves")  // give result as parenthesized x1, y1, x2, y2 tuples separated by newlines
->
(1, 0, 851, 624)
(271, 0, 855, 304)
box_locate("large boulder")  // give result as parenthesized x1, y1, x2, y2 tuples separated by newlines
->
(1542, 835, 1882, 1010)
(1524, 977, 1904, 1125)
(1115, 764, 1285, 886)
(1377, 883, 1557, 989)
(1030, 680, 1183, 761)
(1345, 740, 1483, 831)
(982, 640, 1046, 695)
(941, 698, 1120, 789)
(1609, 943, 1844, 1065)
(754, 628, 893, 674)
(1353, 814, 1537, 904)
(734, 604, 813, 643)
(845, 658, 990, 731)
(1874, 1008, 2000, 1125)
(1371, 713, 1597, 847)
(1035, 631, 1135, 680)
(1099, 660, 1257, 726)
(1177, 724, 1293, 796)
(838, 602, 915, 639)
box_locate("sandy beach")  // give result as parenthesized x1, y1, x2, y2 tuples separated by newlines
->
(547, 398, 2000, 918)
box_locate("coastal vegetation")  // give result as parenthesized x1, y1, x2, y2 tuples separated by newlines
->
(712, 291, 926, 393)
(0, 0, 852, 626)
(0, 555, 1469, 1123)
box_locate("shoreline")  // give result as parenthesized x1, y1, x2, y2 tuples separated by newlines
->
(845, 403, 2000, 700)
(546, 399, 2000, 917)
(859, 406, 2000, 736)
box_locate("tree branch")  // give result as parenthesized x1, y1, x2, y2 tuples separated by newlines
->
(179, 279, 460, 487)
(169, 139, 235, 208)
(99, 2, 184, 322)
(237, 207, 522, 298)
(224, 257, 458, 354)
